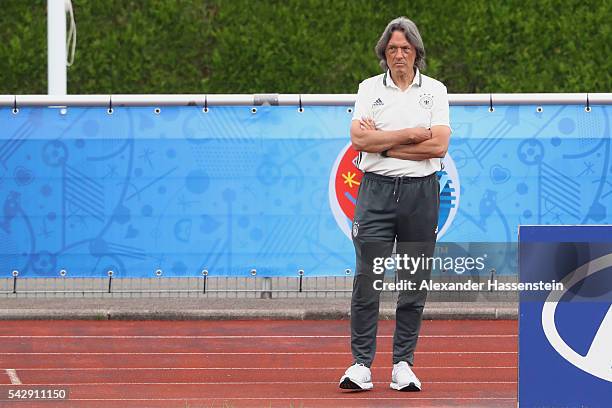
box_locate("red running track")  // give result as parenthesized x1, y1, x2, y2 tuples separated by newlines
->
(0, 320, 517, 407)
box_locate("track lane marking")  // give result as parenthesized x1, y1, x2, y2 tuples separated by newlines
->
(1, 351, 517, 355)
(9, 366, 518, 370)
(0, 334, 517, 339)
(5, 369, 21, 385)
(57, 397, 517, 401)
(5, 381, 517, 385)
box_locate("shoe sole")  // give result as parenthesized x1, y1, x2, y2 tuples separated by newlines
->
(390, 381, 421, 391)
(339, 376, 373, 390)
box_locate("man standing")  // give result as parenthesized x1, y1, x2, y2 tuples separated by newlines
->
(339, 16, 451, 392)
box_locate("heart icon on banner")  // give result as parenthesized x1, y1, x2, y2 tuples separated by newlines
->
(490, 165, 511, 184)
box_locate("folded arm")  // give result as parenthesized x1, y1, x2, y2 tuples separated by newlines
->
(386, 125, 451, 160)
(350, 119, 431, 153)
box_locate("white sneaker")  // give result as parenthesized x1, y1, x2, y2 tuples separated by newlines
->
(390, 361, 421, 391)
(339, 363, 373, 390)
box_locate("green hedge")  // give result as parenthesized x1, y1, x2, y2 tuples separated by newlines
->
(1, 0, 610, 94)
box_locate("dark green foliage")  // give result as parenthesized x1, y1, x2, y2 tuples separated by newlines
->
(0, 0, 609, 94)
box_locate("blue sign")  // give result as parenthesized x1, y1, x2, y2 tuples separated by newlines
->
(0, 105, 610, 277)
(519, 225, 612, 407)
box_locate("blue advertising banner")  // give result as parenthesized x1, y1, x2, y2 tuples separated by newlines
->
(519, 225, 612, 408)
(0, 104, 610, 277)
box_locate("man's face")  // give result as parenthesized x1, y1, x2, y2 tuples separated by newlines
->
(385, 30, 416, 77)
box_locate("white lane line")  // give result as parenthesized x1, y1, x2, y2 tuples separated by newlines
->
(5, 369, 22, 385)
(11, 366, 517, 371)
(18, 381, 517, 386)
(66, 398, 517, 401)
(1, 351, 517, 355)
(0, 334, 517, 339)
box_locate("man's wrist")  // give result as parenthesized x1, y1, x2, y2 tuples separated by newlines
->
(404, 128, 416, 144)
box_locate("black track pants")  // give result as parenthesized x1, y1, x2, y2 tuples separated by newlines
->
(350, 171, 439, 367)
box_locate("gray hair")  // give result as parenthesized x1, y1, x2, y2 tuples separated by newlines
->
(375, 17, 426, 72)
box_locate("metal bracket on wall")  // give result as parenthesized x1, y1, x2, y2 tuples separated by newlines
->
(254, 94, 279, 106)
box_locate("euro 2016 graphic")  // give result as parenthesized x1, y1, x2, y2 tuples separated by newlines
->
(1, 104, 611, 278)
(329, 142, 459, 240)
